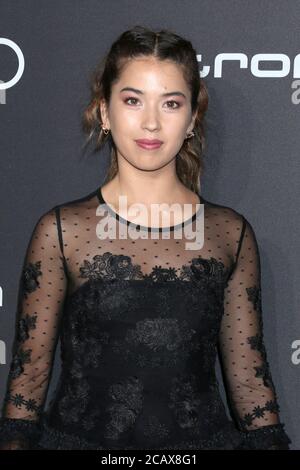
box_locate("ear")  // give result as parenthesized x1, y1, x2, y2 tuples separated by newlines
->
(187, 109, 197, 134)
(99, 99, 110, 128)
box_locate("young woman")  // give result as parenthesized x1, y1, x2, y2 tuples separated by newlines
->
(0, 25, 292, 450)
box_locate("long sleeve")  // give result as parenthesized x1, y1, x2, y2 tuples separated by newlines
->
(218, 215, 292, 450)
(0, 207, 68, 450)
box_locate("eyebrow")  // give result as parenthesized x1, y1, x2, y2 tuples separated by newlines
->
(120, 86, 187, 99)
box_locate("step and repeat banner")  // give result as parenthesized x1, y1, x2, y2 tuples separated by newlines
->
(0, 1, 299, 449)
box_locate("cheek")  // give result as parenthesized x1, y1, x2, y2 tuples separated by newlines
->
(164, 116, 187, 134)
(113, 112, 138, 134)
(165, 122, 186, 146)
(164, 122, 188, 154)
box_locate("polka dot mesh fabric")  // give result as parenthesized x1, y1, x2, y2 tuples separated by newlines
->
(0, 187, 291, 449)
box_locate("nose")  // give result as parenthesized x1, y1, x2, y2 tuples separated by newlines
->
(141, 105, 161, 132)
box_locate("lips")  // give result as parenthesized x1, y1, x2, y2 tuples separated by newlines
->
(135, 139, 163, 149)
(135, 139, 163, 144)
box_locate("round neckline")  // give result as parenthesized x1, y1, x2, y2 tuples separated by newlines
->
(96, 186, 204, 233)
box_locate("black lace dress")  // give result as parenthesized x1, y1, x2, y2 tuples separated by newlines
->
(0, 187, 292, 450)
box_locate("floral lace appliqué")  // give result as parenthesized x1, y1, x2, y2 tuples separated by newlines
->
(239, 400, 280, 429)
(17, 313, 37, 343)
(79, 252, 144, 281)
(245, 284, 277, 392)
(112, 317, 200, 369)
(4, 392, 43, 415)
(7, 313, 37, 380)
(22, 261, 42, 297)
(104, 376, 144, 440)
(78, 251, 229, 285)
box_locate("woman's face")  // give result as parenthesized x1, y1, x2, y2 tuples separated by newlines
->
(100, 56, 197, 171)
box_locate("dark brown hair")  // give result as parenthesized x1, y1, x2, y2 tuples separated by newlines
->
(82, 25, 209, 193)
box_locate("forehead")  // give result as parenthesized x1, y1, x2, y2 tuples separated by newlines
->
(115, 57, 187, 91)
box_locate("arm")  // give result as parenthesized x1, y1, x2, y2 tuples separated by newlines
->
(0, 207, 68, 450)
(218, 215, 292, 450)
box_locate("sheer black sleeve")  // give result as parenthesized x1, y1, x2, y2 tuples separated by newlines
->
(0, 207, 68, 450)
(218, 215, 292, 450)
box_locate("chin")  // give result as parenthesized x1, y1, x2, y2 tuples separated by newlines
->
(136, 158, 174, 171)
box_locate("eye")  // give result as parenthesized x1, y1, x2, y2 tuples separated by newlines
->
(124, 97, 139, 106)
(165, 100, 181, 109)
(123, 97, 181, 109)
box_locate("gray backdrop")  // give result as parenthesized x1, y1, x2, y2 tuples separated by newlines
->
(0, 0, 299, 449)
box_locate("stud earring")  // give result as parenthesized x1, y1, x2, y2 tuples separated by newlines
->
(101, 125, 110, 135)
(185, 130, 195, 139)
